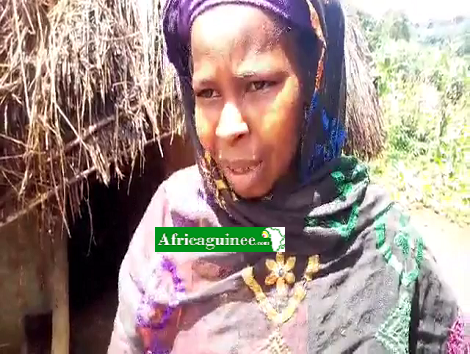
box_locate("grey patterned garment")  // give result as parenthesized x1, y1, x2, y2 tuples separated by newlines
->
(108, 160, 461, 354)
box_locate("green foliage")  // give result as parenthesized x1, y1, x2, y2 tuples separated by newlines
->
(357, 10, 412, 52)
(385, 11, 411, 42)
(456, 33, 470, 56)
(361, 13, 470, 226)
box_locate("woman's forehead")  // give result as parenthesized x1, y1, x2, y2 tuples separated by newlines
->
(190, 4, 284, 60)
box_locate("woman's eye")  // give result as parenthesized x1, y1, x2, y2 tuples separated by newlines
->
(196, 89, 219, 99)
(247, 81, 274, 92)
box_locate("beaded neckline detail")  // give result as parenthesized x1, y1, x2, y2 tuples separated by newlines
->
(242, 253, 320, 353)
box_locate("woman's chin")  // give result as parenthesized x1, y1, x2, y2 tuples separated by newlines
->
(233, 188, 267, 200)
(226, 178, 273, 200)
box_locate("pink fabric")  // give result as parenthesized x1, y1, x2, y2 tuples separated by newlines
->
(447, 314, 470, 354)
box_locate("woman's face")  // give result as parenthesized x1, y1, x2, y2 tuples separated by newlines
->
(191, 5, 306, 199)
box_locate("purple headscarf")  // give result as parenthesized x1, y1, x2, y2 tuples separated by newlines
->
(163, 0, 326, 79)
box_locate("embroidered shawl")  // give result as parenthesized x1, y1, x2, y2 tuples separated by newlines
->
(108, 163, 463, 353)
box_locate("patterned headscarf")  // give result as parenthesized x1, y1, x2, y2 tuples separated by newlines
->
(163, 0, 347, 219)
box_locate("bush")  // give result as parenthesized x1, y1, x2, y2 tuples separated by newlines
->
(363, 13, 470, 226)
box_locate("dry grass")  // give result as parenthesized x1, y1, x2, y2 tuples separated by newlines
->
(0, 0, 182, 229)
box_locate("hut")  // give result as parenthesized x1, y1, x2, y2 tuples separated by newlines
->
(0, 0, 192, 352)
(343, 4, 386, 160)
(0, 0, 384, 353)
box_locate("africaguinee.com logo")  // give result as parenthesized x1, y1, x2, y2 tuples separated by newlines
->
(262, 227, 285, 252)
(155, 227, 286, 252)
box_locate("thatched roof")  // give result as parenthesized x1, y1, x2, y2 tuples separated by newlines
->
(343, 8, 386, 160)
(0, 0, 182, 229)
(0, 0, 385, 231)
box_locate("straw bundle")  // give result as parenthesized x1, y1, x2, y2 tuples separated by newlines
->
(0, 0, 182, 228)
(343, 11, 386, 160)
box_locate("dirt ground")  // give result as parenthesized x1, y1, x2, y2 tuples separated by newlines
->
(409, 207, 470, 313)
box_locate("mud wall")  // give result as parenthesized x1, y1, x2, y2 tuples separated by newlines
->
(0, 134, 195, 353)
(0, 210, 51, 354)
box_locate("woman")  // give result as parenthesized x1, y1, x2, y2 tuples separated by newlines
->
(108, 0, 466, 353)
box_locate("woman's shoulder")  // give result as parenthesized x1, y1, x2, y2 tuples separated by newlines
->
(127, 165, 202, 240)
(120, 165, 205, 283)
(161, 164, 209, 211)
(166, 164, 201, 181)
(144, 164, 201, 210)
(360, 184, 428, 285)
(163, 164, 203, 194)
(143, 164, 218, 229)
(357, 185, 461, 352)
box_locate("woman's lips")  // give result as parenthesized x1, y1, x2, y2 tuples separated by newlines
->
(219, 159, 264, 194)
(221, 160, 262, 175)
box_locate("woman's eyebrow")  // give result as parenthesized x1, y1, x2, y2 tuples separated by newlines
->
(234, 71, 258, 79)
(235, 59, 282, 77)
(192, 77, 214, 87)
(192, 64, 217, 86)
(192, 72, 259, 87)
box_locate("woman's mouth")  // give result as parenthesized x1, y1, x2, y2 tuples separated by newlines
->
(226, 163, 261, 175)
(223, 160, 262, 175)
(218, 158, 266, 197)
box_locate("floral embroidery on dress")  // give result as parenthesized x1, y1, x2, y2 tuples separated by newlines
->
(265, 253, 296, 295)
(304, 157, 368, 240)
(242, 254, 320, 353)
(376, 291, 413, 354)
(134, 256, 186, 354)
(373, 205, 425, 354)
(447, 314, 470, 354)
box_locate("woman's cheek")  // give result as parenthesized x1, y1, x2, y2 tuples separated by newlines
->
(260, 99, 300, 142)
(195, 110, 215, 150)
(262, 83, 303, 164)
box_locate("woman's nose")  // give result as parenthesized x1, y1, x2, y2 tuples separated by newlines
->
(215, 102, 249, 143)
